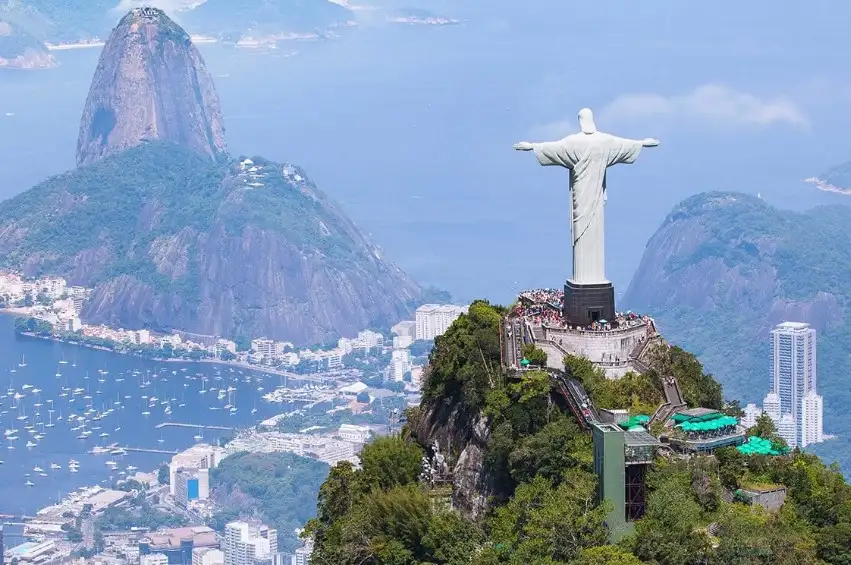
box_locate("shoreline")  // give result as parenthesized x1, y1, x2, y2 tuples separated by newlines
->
(14, 330, 323, 382)
(45, 42, 105, 51)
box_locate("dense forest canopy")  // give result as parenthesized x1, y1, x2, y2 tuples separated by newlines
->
(308, 300, 851, 565)
(209, 451, 329, 553)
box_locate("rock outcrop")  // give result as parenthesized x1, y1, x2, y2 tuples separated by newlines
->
(0, 8, 422, 344)
(76, 7, 226, 167)
(410, 399, 493, 520)
(0, 19, 57, 70)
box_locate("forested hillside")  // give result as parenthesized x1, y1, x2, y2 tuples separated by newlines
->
(306, 300, 851, 565)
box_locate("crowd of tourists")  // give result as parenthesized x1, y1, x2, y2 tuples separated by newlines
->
(514, 288, 654, 334)
(519, 288, 564, 307)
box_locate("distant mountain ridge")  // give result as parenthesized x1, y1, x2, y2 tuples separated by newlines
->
(0, 0, 115, 43)
(0, 8, 422, 344)
(806, 161, 851, 195)
(179, 0, 355, 41)
(624, 191, 851, 472)
(0, 17, 56, 68)
(0, 0, 356, 44)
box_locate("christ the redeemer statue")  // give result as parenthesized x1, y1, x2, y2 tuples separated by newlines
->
(514, 108, 659, 286)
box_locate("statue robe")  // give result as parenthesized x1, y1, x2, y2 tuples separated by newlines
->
(533, 132, 643, 285)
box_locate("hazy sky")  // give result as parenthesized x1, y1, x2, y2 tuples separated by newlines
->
(2, 0, 851, 303)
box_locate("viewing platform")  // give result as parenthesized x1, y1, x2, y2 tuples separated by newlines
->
(505, 288, 659, 378)
(660, 408, 747, 454)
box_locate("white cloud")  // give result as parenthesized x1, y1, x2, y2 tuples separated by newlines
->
(599, 84, 808, 129)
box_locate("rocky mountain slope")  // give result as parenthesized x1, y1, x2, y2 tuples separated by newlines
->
(0, 7, 421, 344)
(76, 8, 226, 167)
(0, 18, 56, 69)
(624, 191, 851, 470)
(0, 0, 115, 43)
(180, 0, 355, 42)
(806, 160, 851, 195)
(1, 0, 355, 44)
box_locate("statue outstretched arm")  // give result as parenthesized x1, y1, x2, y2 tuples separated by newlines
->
(641, 138, 660, 147)
(515, 138, 577, 168)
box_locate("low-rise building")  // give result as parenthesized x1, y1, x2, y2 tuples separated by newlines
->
(6, 540, 56, 562)
(141, 554, 170, 565)
(174, 467, 211, 507)
(135, 329, 152, 345)
(169, 444, 223, 496)
(391, 320, 416, 339)
(337, 424, 371, 443)
(392, 335, 413, 349)
(139, 526, 219, 563)
(192, 547, 225, 565)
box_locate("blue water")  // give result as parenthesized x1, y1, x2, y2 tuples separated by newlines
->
(0, 315, 296, 516)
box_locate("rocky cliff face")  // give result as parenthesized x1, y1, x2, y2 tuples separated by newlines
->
(410, 398, 493, 520)
(0, 19, 57, 69)
(0, 8, 421, 344)
(76, 7, 226, 167)
(0, 143, 421, 344)
(623, 191, 850, 402)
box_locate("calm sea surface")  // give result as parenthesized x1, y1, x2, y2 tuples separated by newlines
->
(0, 315, 295, 520)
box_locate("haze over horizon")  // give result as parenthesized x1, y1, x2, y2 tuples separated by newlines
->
(2, 0, 851, 302)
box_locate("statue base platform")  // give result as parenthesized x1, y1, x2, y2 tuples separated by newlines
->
(563, 279, 615, 327)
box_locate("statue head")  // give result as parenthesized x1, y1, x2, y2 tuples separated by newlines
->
(578, 108, 597, 134)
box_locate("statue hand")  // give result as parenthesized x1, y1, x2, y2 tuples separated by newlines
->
(513, 142, 534, 151)
(641, 138, 660, 147)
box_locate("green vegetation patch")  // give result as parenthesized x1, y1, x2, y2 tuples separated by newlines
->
(309, 298, 851, 565)
(209, 451, 329, 553)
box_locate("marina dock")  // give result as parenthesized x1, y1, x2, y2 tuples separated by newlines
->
(88, 443, 179, 455)
(155, 422, 234, 431)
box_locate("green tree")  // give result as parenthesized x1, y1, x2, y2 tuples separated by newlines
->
(817, 522, 851, 565)
(359, 436, 422, 491)
(748, 413, 788, 450)
(421, 511, 483, 565)
(573, 546, 645, 565)
(630, 472, 710, 565)
(710, 504, 819, 565)
(423, 300, 504, 412)
(157, 464, 168, 485)
(521, 343, 547, 367)
(485, 469, 608, 563)
(508, 412, 592, 485)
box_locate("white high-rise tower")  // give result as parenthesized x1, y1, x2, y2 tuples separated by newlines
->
(762, 321, 824, 447)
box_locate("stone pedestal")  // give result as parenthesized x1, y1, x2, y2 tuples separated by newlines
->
(563, 279, 615, 327)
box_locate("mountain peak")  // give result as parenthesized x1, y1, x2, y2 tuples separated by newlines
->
(120, 6, 186, 36)
(75, 8, 226, 167)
